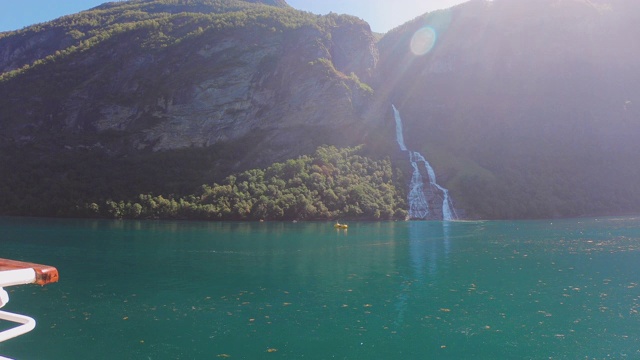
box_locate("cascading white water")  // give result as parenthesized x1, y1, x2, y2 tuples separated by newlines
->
(392, 105, 457, 221)
(408, 151, 429, 219)
(392, 105, 408, 151)
(394, 105, 429, 218)
(412, 153, 457, 221)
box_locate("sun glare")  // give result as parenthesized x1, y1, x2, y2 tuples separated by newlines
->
(410, 27, 437, 56)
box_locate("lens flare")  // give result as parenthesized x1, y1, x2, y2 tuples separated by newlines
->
(410, 27, 437, 56)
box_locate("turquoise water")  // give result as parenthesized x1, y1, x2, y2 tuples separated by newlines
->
(1, 216, 640, 359)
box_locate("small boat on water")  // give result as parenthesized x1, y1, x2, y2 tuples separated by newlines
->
(334, 223, 348, 229)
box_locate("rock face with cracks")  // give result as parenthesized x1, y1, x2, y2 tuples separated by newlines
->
(0, 0, 378, 161)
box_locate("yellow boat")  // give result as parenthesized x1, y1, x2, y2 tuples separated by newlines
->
(334, 223, 348, 229)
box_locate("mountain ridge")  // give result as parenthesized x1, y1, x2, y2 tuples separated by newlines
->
(2, 0, 640, 219)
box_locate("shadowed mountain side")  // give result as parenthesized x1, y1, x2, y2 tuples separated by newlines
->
(0, 0, 380, 216)
(375, 0, 640, 218)
(2, 0, 640, 219)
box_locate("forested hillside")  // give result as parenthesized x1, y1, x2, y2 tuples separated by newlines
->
(90, 146, 407, 220)
(0, 0, 382, 219)
(2, 0, 640, 220)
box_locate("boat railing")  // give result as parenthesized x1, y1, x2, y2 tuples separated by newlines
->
(0, 259, 59, 360)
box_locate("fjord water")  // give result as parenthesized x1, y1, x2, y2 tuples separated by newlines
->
(2, 217, 640, 359)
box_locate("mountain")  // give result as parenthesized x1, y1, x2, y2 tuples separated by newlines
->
(1, 0, 377, 153)
(376, 0, 640, 218)
(0, 0, 379, 216)
(1, 0, 639, 219)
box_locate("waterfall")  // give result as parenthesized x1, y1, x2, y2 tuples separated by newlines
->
(408, 151, 429, 219)
(412, 152, 457, 221)
(393, 105, 457, 221)
(392, 105, 407, 151)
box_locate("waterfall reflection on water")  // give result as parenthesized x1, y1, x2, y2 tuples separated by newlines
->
(395, 221, 452, 326)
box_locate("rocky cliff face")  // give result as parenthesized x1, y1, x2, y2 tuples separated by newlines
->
(377, 0, 640, 218)
(0, 0, 378, 165)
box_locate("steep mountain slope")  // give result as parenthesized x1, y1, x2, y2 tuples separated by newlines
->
(0, 0, 378, 216)
(0, 0, 377, 152)
(377, 0, 640, 218)
(2, 0, 640, 219)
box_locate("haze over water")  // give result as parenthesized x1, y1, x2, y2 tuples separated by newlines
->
(2, 216, 640, 359)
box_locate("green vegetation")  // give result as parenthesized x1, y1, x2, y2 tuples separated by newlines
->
(0, 142, 406, 221)
(0, 0, 368, 82)
(0, 0, 386, 221)
(4, 0, 639, 221)
(90, 145, 407, 221)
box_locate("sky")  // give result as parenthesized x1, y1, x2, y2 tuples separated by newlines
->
(0, 0, 469, 34)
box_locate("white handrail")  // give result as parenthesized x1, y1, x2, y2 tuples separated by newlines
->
(0, 310, 36, 342)
(0, 268, 40, 358)
(0, 268, 38, 343)
(0, 259, 58, 360)
(0, 269, 36, 289)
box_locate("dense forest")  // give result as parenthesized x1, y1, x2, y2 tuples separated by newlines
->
(86, 146, 407, 220)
